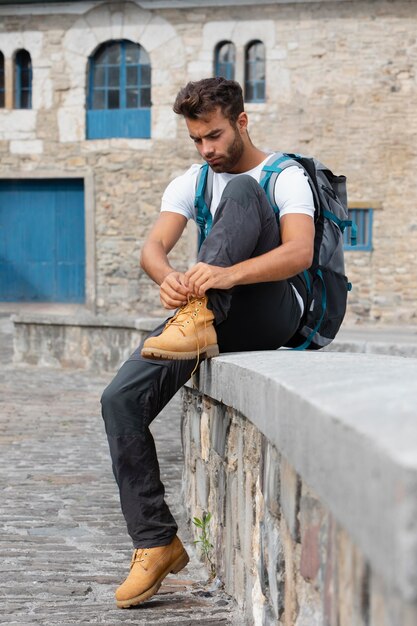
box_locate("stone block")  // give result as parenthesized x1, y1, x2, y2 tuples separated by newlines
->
(280, 514, 298, 626)
(10, 140, 43, 154)
(210, 404, 230, 458)
(63, 17, 98, 58)
(140, 15, 178, 53)
(200, 409, 210, 462)
(262, 440, 281, 519)
(225, 418, 240, 472)
(323, 516, 339, 626)
(33, 71, 53, 110)
(299, 486, 326, 585)
(233, 551, 246, 608)
(294, 581, 322, 626)
(249, 574, 265, 626)
(224, 471, 239, 592)
(236, 426, 245, 550)
(0, 31, 24, 57)
(190, 411, 201, 448)
(153, 105, 178, 139)
(243, 470, 255, 560)
(22, 29, 43, 58)
(258, 521, 269, 598)
(210, 461, 226, 529)
(280, 456, 301, 542)
(336, 528, 369, 626)
(57, 107, 84, 143)
(224, 489, 235, 593)
(0, 110, 37, 140)
(187, 60, 211, 79)
(259, 509, 285, 621)
(195, 458, 209, 512)
(110, 9, 124, 40)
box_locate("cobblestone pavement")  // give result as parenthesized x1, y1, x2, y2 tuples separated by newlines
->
(0, 316, 241, 625)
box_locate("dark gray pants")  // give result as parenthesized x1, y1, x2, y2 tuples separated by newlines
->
(101, 176, 305, 548)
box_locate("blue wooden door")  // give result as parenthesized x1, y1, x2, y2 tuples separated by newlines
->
(0, 179, 85, 302)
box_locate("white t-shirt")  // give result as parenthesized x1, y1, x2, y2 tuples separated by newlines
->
(160, 155, 315, 221)
(160, 155, 315, 316)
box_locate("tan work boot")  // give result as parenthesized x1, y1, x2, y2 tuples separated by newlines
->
(115, 535, 189, 608)
(141, 296, 219, 361)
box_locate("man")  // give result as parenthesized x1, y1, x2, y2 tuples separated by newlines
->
(101, 77, 315, 609)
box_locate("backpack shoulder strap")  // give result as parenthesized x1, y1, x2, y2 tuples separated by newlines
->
(195, 163, 214, 250)
(259, 152, 320, 217)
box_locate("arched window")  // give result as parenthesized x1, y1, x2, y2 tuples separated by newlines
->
(0, 52, 5, 108)
(14, 49, 32, 109)
(87, 40, 151, 139)
(214, 41, 235, 80)
(245, 41, 265, 103)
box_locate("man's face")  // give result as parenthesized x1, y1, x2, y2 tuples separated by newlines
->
(185, 107, 246, 174)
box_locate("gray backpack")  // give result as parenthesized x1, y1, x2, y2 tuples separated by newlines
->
(194, 152, 357, 349)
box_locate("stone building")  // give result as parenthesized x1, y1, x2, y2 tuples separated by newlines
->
(0, 0, 416, 325)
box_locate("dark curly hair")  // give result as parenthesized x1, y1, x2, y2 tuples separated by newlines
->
(173, 77, 244, 124)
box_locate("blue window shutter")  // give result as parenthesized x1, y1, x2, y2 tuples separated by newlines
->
(87, 109, 151, 139)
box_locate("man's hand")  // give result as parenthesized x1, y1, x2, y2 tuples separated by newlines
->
(160, 271, 191, 309)
(185, 263, 235, 297)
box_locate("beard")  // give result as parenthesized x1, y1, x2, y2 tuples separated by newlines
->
(208, 129, 245, 173)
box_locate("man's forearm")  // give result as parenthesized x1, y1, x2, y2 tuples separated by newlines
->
(185, 239, 313, 297)
(230, 240, 313, 286)
(140, 241, 176, 286)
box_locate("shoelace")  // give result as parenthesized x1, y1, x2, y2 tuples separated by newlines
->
(130, 548, 148, 569)
(165, 296, 208, 376)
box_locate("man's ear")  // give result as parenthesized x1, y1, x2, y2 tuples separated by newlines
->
(236, 112, 248, 133)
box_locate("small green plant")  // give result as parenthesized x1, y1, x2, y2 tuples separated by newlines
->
(192, 511, 216, 579)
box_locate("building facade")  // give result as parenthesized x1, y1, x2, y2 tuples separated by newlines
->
(0, 0, 416, 324)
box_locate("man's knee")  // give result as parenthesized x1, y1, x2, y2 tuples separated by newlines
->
(100, 369, 146, 436)
(100, 377, 129, 434)
(222, 174, 264, 205)
(100, 379, 118, 416)
(100, 359, 166, 435)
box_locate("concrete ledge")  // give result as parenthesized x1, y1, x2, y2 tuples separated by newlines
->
(11, 311, 163, 330)
(325, 325, 417, 359)
(12, 313, 164, 370)
(182, 351, 417, 623)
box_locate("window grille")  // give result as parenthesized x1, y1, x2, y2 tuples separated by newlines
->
(87, 40, 151, 139)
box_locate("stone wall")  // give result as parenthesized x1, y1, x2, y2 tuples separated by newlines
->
(181, 352, 417, 625)
(0, 1, 417, 323)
